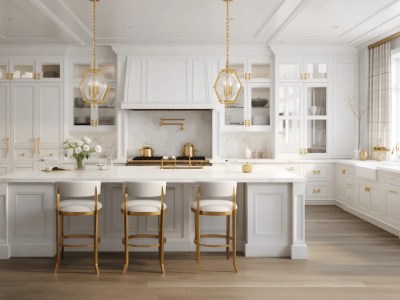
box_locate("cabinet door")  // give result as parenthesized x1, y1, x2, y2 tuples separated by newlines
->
(277, 58, 303, 81)
(335, 165, 346, 201)
(36, 84, 63, 147)
(357, 182, 371, 212)
(276, 84, 302, 156)
(0, 59, 9, 80)
(248, 61, 271, 82)
(248, 83, 271, 128)
(10, 59, 35, 81)
(35, 59, 62, 81)
(385, 189, 400, 228)
(303, 59, 330, 81)
(304, 84, 329, 156)
(223, 84, 246, 130)
(11, 84, 35, 146)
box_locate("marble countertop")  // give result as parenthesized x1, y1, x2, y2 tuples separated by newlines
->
(0, 165, 306, 183)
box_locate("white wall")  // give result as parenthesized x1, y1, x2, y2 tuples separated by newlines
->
(219, 132, 272, 159)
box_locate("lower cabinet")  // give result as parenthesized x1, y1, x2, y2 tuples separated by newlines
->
(385, 187, 400, 228)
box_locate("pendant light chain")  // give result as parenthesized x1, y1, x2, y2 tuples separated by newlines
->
(92, 0, 97, 70)
(225, 0, 230, 69)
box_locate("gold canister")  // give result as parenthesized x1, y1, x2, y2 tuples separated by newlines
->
(139, 146, 154, 157)
(242, 163, 253, 173)
(182, 143, 196, 157)
(359, 150, 368, 161)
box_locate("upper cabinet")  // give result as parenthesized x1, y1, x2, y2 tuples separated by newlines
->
(229, 60, 271, 82)
(69, 58, 117, 130)
(0, 57, 63, 82)
(277, 57, 330, 82)
(122, 57, 215, 108)
(221, 59, 272, 132)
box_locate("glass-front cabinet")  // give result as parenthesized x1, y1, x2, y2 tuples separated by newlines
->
(277, 83, 329, 158)
(277, 57, 330, 82)
(230, 60, 271, 82)
(70, 59, 116, 129)
(0, 58, 63, 81)
(223, 83, 271, 131)
(72, 83, 116, 127)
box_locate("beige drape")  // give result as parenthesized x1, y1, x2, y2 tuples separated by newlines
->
(368, 42, 392, 152)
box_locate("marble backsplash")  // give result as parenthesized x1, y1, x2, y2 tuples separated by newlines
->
(219, 132, 272, 159)
(127, 110, 212, 158)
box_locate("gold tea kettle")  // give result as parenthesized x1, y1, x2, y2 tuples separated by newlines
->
(182, 143, 196, 157)
(139, 145, 154, 157)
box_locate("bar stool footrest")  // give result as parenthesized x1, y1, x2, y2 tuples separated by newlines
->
(122, 234, 166, 248)
(60, 234, 101, 248)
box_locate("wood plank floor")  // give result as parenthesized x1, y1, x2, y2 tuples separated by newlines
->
(1, 206, 400, 300)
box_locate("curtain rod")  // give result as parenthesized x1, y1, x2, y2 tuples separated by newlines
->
(368, 31, 400, 49)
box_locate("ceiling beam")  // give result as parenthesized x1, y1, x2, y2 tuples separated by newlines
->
(30, 0, 91, 46)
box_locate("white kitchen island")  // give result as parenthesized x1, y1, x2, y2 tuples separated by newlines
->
(0, 165, 307, 260)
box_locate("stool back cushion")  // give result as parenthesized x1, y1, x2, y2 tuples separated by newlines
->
(56, 181, 101, 198)
(198, 181, 237, 198)
(123, 181, 166, 198)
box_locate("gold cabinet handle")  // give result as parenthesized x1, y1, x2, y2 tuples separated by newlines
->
(6, 137, 10, 157)
(248, 73, 251, 80)
(364, 186, 370, 192)
(342, 169, 346, 174)
(389, 190, 397, 194)
(305, 148, 308, 155)
(313, 188, 321, 193)
(7, 73, 13, 80)
(346, 182, 353, 187)
(313, 169, 321, 175)
(49, 153, 53, 157)
(37, 138, 40, 154)
(36, 73, 40, 80)
(33, 139, 36, 154)
(21, 153, 25, 156)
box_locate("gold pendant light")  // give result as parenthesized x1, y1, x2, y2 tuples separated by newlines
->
(213, 0, 242, 105)
(79, 0, 109, 127)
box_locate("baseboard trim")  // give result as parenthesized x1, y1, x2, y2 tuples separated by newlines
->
(0, 245, 10, 259)
(306, 199, 336, 205)
(244, 244, 290, 257)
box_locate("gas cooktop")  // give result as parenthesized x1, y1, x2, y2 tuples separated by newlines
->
(126, 156, 210, 167)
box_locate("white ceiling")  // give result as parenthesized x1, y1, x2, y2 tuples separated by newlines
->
(0, 0, 400, 48)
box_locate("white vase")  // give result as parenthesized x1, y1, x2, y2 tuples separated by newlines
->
(244, 145, 252, 159)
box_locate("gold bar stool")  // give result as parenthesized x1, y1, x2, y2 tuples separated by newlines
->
(191, 181, 238, 273)
(54, 181, 102, 274)
(121, 181, 167, 274)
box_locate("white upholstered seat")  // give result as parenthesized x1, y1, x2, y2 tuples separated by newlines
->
(55, 181, 102, 275)
(121, 181, 167, 274)
(191, 200, 237, 212)
(121, 200, 166, 213)
(192, 181, 238, 273)
(61, 200, 103, 213)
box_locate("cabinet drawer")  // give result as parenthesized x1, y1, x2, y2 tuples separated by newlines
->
(13, 149, 34, 160)
(380, 171, 400, 187)
(344, 189, 355, 205)
(345, 179, 355, 192)
(40, 149, 60, 160)
(339, 165, 355, 176)
(306, 183, 329, 198)
(304, 165, 331, 181)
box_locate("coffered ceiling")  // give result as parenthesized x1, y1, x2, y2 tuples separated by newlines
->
(0, 0, 399, 48)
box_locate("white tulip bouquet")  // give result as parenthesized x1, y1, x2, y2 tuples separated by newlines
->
(62, 136, 102, 169)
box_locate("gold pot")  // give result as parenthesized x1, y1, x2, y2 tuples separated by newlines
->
(139, 146, 154, 157)
(182, 143, 197, 157)
(242, 163, 253, 173)
(359, 149, 368, 161)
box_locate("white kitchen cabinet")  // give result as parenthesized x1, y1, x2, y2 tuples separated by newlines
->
(11, 83, 63, 161)
(276, 82, 330, 158)
(222, 82, 271, 131)
(123, 57, 214, 107)
(277, 57, 330, 82)
(0, 84, 10, 161)
(69, 58, 116, 130)
(229, 60, 271, 82)
(385, 187, 400, 228)
(0, 57, 63, 82)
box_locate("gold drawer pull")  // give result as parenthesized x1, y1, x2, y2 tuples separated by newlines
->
(313, 169, 321, 175)
(49, 153, 53, 157)
(21, 153, 25, 156)
(346, 196, 352, 200)
(342, 169, 346, 174)
(313, 188, 321, 193)
(364, 187, 370, 192)
(389, 190, 397, 194)
(346, 183, 353, 186)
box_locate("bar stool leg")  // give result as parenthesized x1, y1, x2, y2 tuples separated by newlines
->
(232, 211, 237, 273)
(61, 215, 64, 260)
(226, 215, 230, 259)
(54, 211, 60, 273)
(159, 211, 165, 274)
(123, 211, 129, 274)
(94, 212, 99, 275)
(195, 211, 200, 273)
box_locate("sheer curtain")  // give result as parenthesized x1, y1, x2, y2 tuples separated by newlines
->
(368, 42, 392, 152)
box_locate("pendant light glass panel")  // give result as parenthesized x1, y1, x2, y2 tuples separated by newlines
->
(79, 69, 108, 105)
(214, 68, 242, 104)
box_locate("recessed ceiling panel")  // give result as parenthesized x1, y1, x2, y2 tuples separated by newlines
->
(62, 0, 281, 43)
(0, 0, 72, 44)
(277, 0, 396, 44)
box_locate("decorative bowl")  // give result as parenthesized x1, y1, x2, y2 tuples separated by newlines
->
(242, 163, 253, 173)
